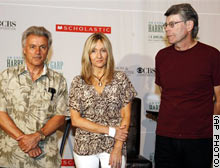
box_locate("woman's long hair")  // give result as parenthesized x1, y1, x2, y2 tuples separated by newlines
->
(81, 33, 115, 84)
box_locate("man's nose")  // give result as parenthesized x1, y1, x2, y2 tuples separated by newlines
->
(36, 47, 40, 54)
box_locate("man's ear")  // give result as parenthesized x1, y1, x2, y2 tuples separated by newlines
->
(186, 20, 194, 32)
(23, 48, 26, 55)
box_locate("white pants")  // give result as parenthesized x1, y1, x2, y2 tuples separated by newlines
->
(73, 152, 126, 168)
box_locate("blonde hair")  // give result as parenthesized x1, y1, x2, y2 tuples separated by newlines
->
(81, 33, 115, 84)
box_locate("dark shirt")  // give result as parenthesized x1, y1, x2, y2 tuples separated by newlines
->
(155, 42, 220, 139)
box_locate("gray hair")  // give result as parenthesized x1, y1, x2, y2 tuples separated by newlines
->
(165, 3, 199, 39)
(22, 26, 52, 49)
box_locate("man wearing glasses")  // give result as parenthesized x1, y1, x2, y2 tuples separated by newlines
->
(155, 3, 220, 168)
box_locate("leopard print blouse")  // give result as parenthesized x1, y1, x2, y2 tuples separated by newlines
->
(69, 71, 137, 156)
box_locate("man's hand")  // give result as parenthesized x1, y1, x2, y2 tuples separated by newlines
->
(28, 146, 42, 158)
(16, 132, 41, 153)
(114, 125, 128, 142)
(109, 147, 123, 168)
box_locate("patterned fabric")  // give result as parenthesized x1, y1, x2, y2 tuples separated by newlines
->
(0, 64, 68, 168)
(69, 71, 137, 156)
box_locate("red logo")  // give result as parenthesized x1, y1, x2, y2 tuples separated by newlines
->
(56, 24, 111, 34)
(61, 159, 75, 166)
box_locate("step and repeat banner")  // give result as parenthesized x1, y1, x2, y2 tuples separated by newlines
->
(0, 1, 220, 167)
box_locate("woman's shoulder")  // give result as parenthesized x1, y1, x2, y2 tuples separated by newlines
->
(114, 70, 128, 80)
(72, 75, 82, 80)
(71, 75, 84, 85)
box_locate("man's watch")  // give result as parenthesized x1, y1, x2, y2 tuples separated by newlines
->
(38, 129, 46, 141)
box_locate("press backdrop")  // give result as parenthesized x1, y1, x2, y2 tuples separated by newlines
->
(0, 0, 220, 167)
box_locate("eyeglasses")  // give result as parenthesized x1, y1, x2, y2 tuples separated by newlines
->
(163, 21, 185, 28)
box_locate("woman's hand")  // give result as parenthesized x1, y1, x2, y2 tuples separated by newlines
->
(109, 147, 122, 168)
(114, 125, 128, 142)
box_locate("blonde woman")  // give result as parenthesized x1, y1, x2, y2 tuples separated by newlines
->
(69, 33, 137, 168)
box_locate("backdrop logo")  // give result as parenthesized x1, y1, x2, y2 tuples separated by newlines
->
(48, 61, 64, 72)
(116, 66, 134, 76)
(0, 20, 16, 30)
(61, 159, 74, 166)
(6, 57, 64, 72)
(145, 93, 160, 112)
(136, 67, 155, 76)
(7, 56, 23, 67)
(56, 24, 111, 34)
(148, 21, 164, 41)
(147, 101, 160, 111)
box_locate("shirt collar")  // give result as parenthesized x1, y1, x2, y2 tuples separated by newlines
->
(18, 63, 49, 78)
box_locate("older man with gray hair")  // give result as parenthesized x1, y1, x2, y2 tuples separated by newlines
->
(0, 26, 68, 168)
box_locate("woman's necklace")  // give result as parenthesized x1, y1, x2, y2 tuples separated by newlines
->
(93, 73, 105, 87)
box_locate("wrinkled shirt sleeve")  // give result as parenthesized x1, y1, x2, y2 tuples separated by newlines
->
(55, 75, 69, 116)
(69, 76, 81, 112)
(0, 71, 8, 112)
(120, 72, 137, 108)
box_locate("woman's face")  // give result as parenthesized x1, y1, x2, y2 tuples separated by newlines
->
(89, 40, 108, 69)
